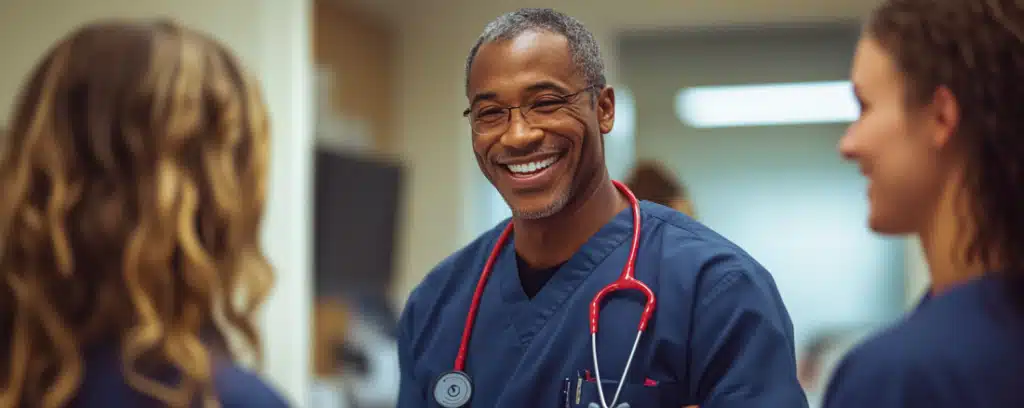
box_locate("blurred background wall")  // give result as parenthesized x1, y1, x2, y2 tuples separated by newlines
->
(0, 0, 934, 406)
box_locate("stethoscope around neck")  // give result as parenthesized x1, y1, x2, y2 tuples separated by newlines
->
(431, 180, 656, 408)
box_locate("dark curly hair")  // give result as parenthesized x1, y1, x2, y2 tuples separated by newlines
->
(867, 0, 1024, 283)
(623, 161, 688, 208)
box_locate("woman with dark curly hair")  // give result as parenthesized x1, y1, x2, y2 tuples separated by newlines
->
(0, 19, 288, 407)
(623, 160, 697, 218)
(825, 0, 1024, 406)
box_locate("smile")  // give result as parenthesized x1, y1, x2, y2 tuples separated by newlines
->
(496, 153, 565, 191)
(506, 156, 559, 175)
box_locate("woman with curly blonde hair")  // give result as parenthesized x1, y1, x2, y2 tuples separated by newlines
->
(0, 19, 288, 408)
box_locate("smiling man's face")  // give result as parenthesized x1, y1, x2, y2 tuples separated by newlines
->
(466, 30, 615, 219)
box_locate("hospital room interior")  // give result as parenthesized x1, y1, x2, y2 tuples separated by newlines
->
(0, 0, 930, 407)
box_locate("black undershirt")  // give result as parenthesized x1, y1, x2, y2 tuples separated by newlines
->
(517, 255, 565, 299)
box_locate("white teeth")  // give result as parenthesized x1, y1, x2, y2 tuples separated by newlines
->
(507, 156, 558, 174)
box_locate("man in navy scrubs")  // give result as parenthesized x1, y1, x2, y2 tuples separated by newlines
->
(397, 8, 807, 408)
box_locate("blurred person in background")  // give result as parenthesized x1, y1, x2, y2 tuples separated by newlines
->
(796, 328, 872, 408)
(0, 20, 288, 408)
(623, 160, 697, 218)
(825, 0, 1024, 406)
(798, 334, 841, 395)
(397, 8, 805, 408)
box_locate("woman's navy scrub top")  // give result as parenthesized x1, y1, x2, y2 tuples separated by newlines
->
(824, 275, 1024, 408)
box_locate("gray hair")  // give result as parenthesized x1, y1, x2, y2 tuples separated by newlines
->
(464, 8, 607, 91)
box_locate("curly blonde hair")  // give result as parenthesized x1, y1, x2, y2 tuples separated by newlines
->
(0, 19, 273, 407)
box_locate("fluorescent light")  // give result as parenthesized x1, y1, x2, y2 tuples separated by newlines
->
(675, 81, 858, 128)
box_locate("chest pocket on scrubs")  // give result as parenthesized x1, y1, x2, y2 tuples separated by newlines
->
(567, 379, 683, 408)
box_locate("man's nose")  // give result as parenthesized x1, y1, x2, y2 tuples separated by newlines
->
(499, 109, 544, 150)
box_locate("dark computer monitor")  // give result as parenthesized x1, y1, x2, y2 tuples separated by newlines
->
(313, 148, 405, 302)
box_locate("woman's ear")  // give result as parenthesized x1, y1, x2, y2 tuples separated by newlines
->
(923, 86, 959, 151)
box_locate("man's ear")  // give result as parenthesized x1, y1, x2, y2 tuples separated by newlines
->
(597, 86, 616, 135)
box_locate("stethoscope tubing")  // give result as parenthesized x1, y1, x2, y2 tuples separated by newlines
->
(449, 180, 655, 408)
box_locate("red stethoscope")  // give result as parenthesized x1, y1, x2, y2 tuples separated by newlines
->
(431, 180, 656, 408)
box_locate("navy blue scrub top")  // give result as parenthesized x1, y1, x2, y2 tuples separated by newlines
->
(823, 275, 1024, 408)
(397, 201, 807, 408)
(70, 346, 290, 407)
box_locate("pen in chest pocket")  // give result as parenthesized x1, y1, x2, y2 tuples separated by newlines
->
(556, 371, 586, 407)
(565, 369, 696, 408)
(561, 376, 571, 408)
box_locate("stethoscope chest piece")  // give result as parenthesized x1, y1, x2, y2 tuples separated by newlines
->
(433, 370, 473, 408)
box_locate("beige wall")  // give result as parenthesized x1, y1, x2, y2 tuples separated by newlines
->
(313, 0, 396, 152)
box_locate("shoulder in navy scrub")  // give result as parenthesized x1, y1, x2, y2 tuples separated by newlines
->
(395, 8, 808, 408)
(825, 0, 1024, 407)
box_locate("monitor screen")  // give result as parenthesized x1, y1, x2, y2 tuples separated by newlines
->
(313, 148, 404, 300)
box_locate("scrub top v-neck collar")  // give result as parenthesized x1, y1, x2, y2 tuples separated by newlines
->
(494, 206, 637, 347)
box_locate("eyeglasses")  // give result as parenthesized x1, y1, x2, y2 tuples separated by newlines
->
(462, 87, 595, 137)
